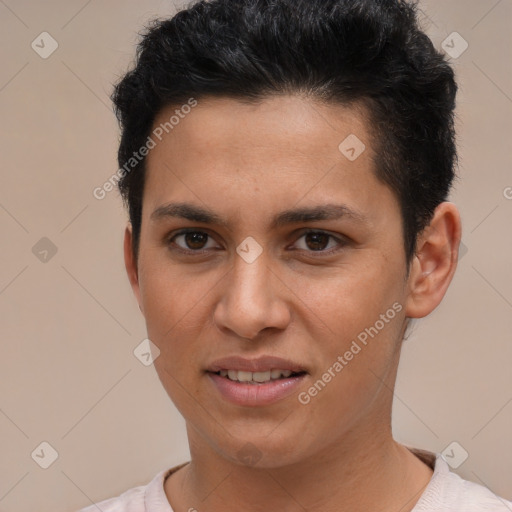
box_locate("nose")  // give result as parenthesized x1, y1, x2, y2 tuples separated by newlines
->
(213, 250, 291, 340)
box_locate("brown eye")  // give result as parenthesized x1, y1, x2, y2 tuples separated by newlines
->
(170, 230, 218, 251)
(291, 230, 347, 255)
(183, 232, 208, 249)
(304, 232, 330, 251)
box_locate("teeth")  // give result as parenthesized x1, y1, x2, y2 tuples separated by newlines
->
(270, 369, 282, 379)
(237, 370, 253, 382)
(253, 371, 271, 382)
(218, 369, 296, 383)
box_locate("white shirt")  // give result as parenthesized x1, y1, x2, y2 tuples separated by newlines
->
(77, 450, 512, 511)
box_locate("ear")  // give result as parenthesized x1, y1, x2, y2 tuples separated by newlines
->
(405, 202, 462, 318)
(124, 224, 144, 315)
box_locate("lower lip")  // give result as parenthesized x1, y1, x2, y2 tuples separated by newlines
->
(207, 372, 307, 406)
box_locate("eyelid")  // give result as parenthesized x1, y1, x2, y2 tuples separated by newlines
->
(167, 228, 222, 253)
(289, 229, 348, 253)
(166, 228, 348, 255)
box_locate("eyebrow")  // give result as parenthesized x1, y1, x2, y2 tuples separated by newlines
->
(150, 202, 369, 229)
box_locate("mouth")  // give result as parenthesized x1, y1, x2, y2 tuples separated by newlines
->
(205, 355, 309, 405)
(208, 369, 308, 385)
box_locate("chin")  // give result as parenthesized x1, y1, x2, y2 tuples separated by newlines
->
(215, 431, 311, 469)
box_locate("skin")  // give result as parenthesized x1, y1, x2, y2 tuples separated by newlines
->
(124, 95, 461, 512)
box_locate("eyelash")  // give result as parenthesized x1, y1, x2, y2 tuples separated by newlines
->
(166, 228, 348, 257)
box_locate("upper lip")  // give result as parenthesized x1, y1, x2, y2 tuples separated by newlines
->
(207, 355, 308, 374)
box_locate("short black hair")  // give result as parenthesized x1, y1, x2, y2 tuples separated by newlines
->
(111, 0, 458, 268)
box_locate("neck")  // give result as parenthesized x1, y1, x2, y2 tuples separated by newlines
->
(166, 419, 433, 512)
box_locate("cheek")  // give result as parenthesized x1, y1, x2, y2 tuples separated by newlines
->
(152, 355, 204, 426)
(297, 288, 403, 433)
(295, 258, 404, 341)
(139, 252, 202, 327)
(144, 264, 207, 410)
(138, 260, 189, 356)
(138, 254, 220, 377)
(295, 260, 405, 410)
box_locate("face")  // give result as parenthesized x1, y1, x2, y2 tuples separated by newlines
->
(125, 95, 439, 468)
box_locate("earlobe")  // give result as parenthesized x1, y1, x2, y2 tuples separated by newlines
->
(123, 225, 144, 315)
(405, 202, 462, 319)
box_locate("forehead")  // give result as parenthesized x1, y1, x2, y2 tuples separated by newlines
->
(148, 95, 372, 168)
(142, 95, 398, 229)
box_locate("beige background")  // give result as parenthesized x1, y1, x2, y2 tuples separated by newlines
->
(0, 1, 511, 510)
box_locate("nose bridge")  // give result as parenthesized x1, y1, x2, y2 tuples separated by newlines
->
(229, 248, 272, 313)
(230, 234, 270, 299)
(214, 245, 289, 339)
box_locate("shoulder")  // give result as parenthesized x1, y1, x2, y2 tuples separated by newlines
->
(76, 467, 178, 512)
(76, 482, 147, 512)
(413, 452, 512, 511)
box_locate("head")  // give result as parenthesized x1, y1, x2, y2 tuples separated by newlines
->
(113, 0, 461, 468)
